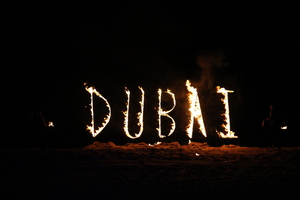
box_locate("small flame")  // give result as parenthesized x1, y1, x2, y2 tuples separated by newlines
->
(157, 88, 176, 138)
(186, 80, 206, 138)
(217, 130, 238, 138)
(281, 126, 287, 130)
(123, 86, 145, 139)
(48, 121, 54, 127)
(148, 141, 162, 146)
(85, 85, 111, 137)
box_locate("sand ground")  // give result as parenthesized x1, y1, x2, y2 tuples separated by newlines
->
(1, 142, 300, 199)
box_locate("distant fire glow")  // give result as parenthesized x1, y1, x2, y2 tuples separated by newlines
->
(48, 122, 54, 127)
(281, 126, 287, 130)
(157, 89, 176, 138)
(85, 81, 236, 140)
(123, 87, 145, 139)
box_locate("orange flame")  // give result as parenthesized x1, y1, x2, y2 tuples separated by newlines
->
(186, 80, 206, 139)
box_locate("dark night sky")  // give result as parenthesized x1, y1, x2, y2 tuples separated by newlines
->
(3, 2, 300, 147)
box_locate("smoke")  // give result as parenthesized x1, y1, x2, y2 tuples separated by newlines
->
(195, 48, 229, 144)
(196, 48, 227, 90)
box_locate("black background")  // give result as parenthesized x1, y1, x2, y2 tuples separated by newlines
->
(3, 2, 300, 148)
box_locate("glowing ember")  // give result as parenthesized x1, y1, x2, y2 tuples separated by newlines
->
(85, 85, 112, 137)
(216, 86, 237, 138)
(157, 89, 176, 138)
(186, 80, 207, 138)
(123, 87, 145, 139)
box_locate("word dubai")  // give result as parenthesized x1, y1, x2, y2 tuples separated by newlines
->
(85, 80, 237, 141)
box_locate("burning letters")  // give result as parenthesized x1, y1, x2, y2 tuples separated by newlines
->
(85, 80, 237, 140)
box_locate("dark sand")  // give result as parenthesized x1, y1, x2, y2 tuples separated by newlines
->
(1, 142, 300, 199)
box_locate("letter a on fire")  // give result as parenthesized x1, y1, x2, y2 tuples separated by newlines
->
(186, 80, 207, 138)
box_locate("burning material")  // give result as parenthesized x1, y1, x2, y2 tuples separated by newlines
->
(216, 86, 237, 138)
(84, 80, 237, 141)
(186, 80, 207, 138)
(123, 87, 145, 139)
(85, 85, 112, 137)
(157, 89, 176, 138)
